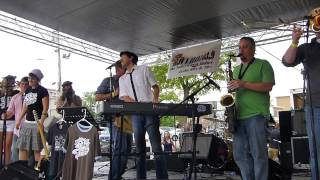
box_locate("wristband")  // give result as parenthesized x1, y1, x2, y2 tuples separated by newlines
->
(291, 42, 298, 48)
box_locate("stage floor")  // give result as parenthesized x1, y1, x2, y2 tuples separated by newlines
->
(93, 161, 311, 180)
(93, 161, 241, 179)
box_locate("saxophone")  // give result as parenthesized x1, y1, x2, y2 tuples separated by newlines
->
(220, 58, 238, 133)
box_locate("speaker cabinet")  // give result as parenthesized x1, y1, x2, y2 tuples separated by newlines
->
(145, 154, 185, 172)
(166, 154, 185, 172)
(279, 111, 292, 143)
(179, 133, 213, 159)
(279, 110, 307, 139)
(279, 142, 293, 176)
(291, 136, 310, 169)
(268, 159, 291, 180)
(0, 161, 39, 180)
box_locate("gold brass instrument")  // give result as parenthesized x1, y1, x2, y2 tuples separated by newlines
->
(220, 94, 235, 108)
(309, 7, 320, 32)
(220, 57, 238, 133)
(241, 7, 320, 33)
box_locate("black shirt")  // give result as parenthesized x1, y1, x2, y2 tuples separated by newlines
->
(24, 85, 49, 121)
(283, 38, 320, 106)
(163, 140, 173, 152)
(0, 90, 19, 119)
(95, 76, 119, 99)
(47, 122, 69, 176)
(96, 76, 122, 121)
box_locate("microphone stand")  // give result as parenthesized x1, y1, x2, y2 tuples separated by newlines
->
(105, 65, 124, 180)
(180, 76, 220, 180)
(107, 66, 114, 179)
(302, 18, 319, 179)
(0, 89, 8, 169)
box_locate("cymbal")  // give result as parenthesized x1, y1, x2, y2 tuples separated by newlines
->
(202, 117, 225, 122)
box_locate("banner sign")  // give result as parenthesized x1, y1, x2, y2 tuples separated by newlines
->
(167, 40, 221, 79)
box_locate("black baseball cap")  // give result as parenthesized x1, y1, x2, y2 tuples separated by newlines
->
(62, 81, 72, 87)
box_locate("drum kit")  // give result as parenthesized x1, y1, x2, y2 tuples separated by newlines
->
(210, 118, 235, 171)
(184, 117, 237, 171)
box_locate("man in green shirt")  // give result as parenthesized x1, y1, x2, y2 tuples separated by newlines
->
(228, 37, 275, 180)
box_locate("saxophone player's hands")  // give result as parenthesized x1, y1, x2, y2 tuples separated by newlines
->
(228, 80, 245, 91)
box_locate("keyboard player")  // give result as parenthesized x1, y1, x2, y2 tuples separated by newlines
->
(119, 51, 168, 179)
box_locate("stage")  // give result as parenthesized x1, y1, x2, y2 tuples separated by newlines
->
(92, 160, 311, 180)
(93, 160, 241, 180)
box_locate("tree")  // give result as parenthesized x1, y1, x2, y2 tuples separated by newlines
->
(151, 53, 235, 102)
(82, 91, 97, 117)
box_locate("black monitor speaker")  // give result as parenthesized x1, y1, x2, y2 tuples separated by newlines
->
(0, 161, 39, 180)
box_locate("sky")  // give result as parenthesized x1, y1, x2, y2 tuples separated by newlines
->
(0, 31, 109, 95)
(0, 24, 308, 104)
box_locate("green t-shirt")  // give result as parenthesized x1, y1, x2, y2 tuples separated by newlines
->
(233, 58, 275, 120)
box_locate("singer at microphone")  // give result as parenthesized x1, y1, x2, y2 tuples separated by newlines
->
(106, 62, 117, 69)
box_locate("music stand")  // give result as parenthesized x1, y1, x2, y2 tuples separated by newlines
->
(57, 107, 100, 130)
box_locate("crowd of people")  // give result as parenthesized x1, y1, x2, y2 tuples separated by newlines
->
(0, 70, 83, 167)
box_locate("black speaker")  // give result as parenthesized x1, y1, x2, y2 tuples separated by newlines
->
(279, 142, 293, 175)
(145, 159, 153, 171)
(0, 160, 39, 180)
(166, 154, 185, 172)
(179, 133, 213, 159)
(268, 159, 291, 180)
(279, 110, 307, 139)
(145, 154, 186, 172)
(291, 136, 310, 169)
(279, 111, 292, 143)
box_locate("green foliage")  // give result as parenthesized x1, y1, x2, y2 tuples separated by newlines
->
(160, 91, 180, 103)
(151, 53, 236, 102)
(82, 91, 97, 117)
(160, 116, 187, 127)
(160, 116, 175, 126)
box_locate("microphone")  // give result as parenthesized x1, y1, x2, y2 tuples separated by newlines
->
(106, 62, 116, 69)
(204, 75, 220, 90)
